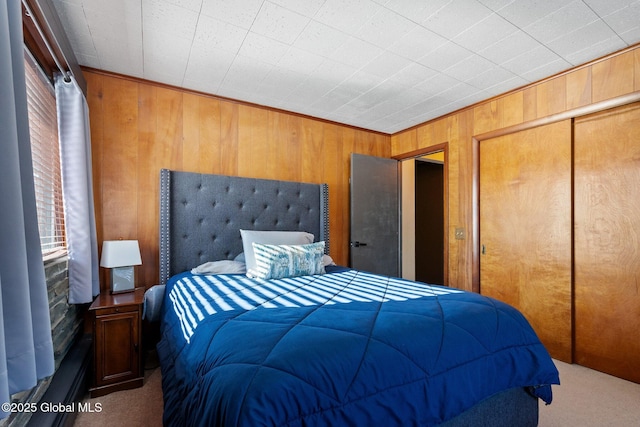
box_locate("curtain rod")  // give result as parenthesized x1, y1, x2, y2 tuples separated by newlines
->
(22, 0, 72, 82)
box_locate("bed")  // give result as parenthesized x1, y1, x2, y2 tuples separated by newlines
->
(156, 169, 559, 427)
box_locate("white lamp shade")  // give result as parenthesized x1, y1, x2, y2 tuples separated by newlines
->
(100, 240, 142, 268)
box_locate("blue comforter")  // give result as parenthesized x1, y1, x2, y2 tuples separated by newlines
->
(157, 267, 559, 426)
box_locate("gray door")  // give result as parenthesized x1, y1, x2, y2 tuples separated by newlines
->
(350, 153, 400, 276)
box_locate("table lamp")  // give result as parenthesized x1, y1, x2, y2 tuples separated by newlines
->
(100, 240, 142, 294)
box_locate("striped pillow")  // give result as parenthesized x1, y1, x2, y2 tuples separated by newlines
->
(249, 241, 326, 279)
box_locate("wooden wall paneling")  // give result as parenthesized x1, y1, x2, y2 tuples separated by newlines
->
(365, 132, 379, 157)
(592, 51, 635, 103)
(635, 49, 640, 91)
(417, 126, 433, 150)
(334, 123, 348, 265)
(479, 121, 573, 362)
(287, 115, 304, 182)
(155, 87, 184, 166)
(377, 132, 391, 157)
(272, 110, 286, 172)
(574, 103, 640, 383)
(321, 124, 344, 264)
(236, 104, 254, 178)
(219, 102, 239, 176)
(301, 119, 324, 184)
(353, 128, 366, 155)
(380, 133, 391, 157)
(386, 47, 640, 376)
(292, 117, 304, 175)
(200, 97, 222, 174)
(391, 128, 416, 154)
(432, 117, 450, 144)
(139, 85, 185, 286)
(182, 93, 202, 172)
(535, 75, 567, 119)
(407, 128, 419, 151)
(85, 72, 108, 290)
(86, 69, 392, 281)
(264, 110, 281, 179)
(98, 77, 140, 291)
(269, 108, 286, 179)
(473, 100, 499, 135)
(100, 78, 139, 242)
(364, 130, 375, 155)
(566, 67, 592, 109)
(498, 91, 524, 129)
(341, 127, 355, 266)
(135, 83, 158, 287)
(441, 118, 455, 289)
(86, 72, 105, 246)
(446, 118, 462, 289)
(391, 46, 640, 297)
(453, 110, 474, 291)
(86, 45, 640, 295)
(251, 107, 271, 179)
(522, 86, 538, 122)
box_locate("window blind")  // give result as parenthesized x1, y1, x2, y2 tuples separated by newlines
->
(24, 49, 66, 256)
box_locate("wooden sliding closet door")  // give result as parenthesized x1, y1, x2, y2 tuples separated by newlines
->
(574, 103, 640, 383)
(479, 120, 572, 362)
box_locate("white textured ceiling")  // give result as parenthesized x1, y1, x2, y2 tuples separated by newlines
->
(52, 0, 640, 134)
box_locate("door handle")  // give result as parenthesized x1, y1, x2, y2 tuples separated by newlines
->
(351, 241, 368, 247)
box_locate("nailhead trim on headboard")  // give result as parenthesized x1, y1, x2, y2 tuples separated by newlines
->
(159, 169, 171, 286)
(320, 183, 330, 255)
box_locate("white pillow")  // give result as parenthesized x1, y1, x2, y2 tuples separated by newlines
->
(191, 260, 246, 275)
(322, 254, 335, 267)
(240, 229, 314, 275)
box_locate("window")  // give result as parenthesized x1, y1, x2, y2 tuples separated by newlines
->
(24, 49, 66, 258)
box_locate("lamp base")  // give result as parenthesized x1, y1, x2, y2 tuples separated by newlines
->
(110, 266, 135, 294)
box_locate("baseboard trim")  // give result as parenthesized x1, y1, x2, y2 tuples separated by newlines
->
(27, 334, 92, 427)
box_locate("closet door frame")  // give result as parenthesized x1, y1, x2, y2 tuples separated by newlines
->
(574, 103, 640, 382)
(478, 121, 573, 362)
(471, 91, 640, 294)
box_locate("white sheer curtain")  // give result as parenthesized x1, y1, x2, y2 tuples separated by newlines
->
(55, 74, 99, 304)
(0, 0, 55, 418)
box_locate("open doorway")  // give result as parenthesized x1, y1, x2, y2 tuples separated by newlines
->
(400, 146, 447, 286)
(415, 154, 444, 285)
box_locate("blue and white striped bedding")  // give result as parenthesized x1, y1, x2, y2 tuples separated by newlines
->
(157, 266, 559, 427)
(167, 268, 462, 344)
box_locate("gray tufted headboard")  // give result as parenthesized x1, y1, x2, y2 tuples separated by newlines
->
(159, 169, 329, 286)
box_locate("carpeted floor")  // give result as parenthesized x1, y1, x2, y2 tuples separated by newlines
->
(539, 359, 640, 426)
(73, 365, 163, 427)
(73, 359, 640, 426)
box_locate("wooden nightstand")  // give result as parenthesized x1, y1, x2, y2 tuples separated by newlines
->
(89, 287, 145, 397)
